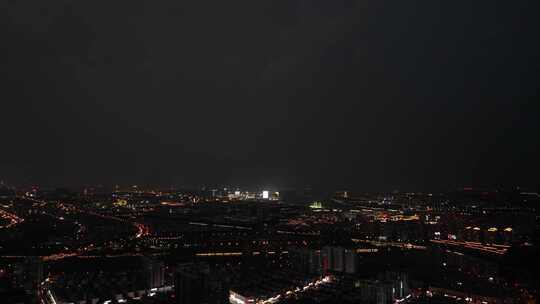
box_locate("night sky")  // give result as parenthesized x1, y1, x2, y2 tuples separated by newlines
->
(2, 1, 539, 191)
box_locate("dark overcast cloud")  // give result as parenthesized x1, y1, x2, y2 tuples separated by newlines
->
(2, 0, 539, 190)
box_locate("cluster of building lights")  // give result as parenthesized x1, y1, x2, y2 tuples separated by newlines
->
(0, 209, 24, 229)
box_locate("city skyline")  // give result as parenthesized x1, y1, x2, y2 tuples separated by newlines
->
(2, 1, 539, 303)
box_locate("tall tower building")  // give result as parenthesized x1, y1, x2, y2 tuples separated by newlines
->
(175, 263, 210, 304)
(144, 257, 165, 289)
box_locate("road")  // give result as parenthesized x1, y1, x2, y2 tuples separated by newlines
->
(430, 239, 509, 255)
